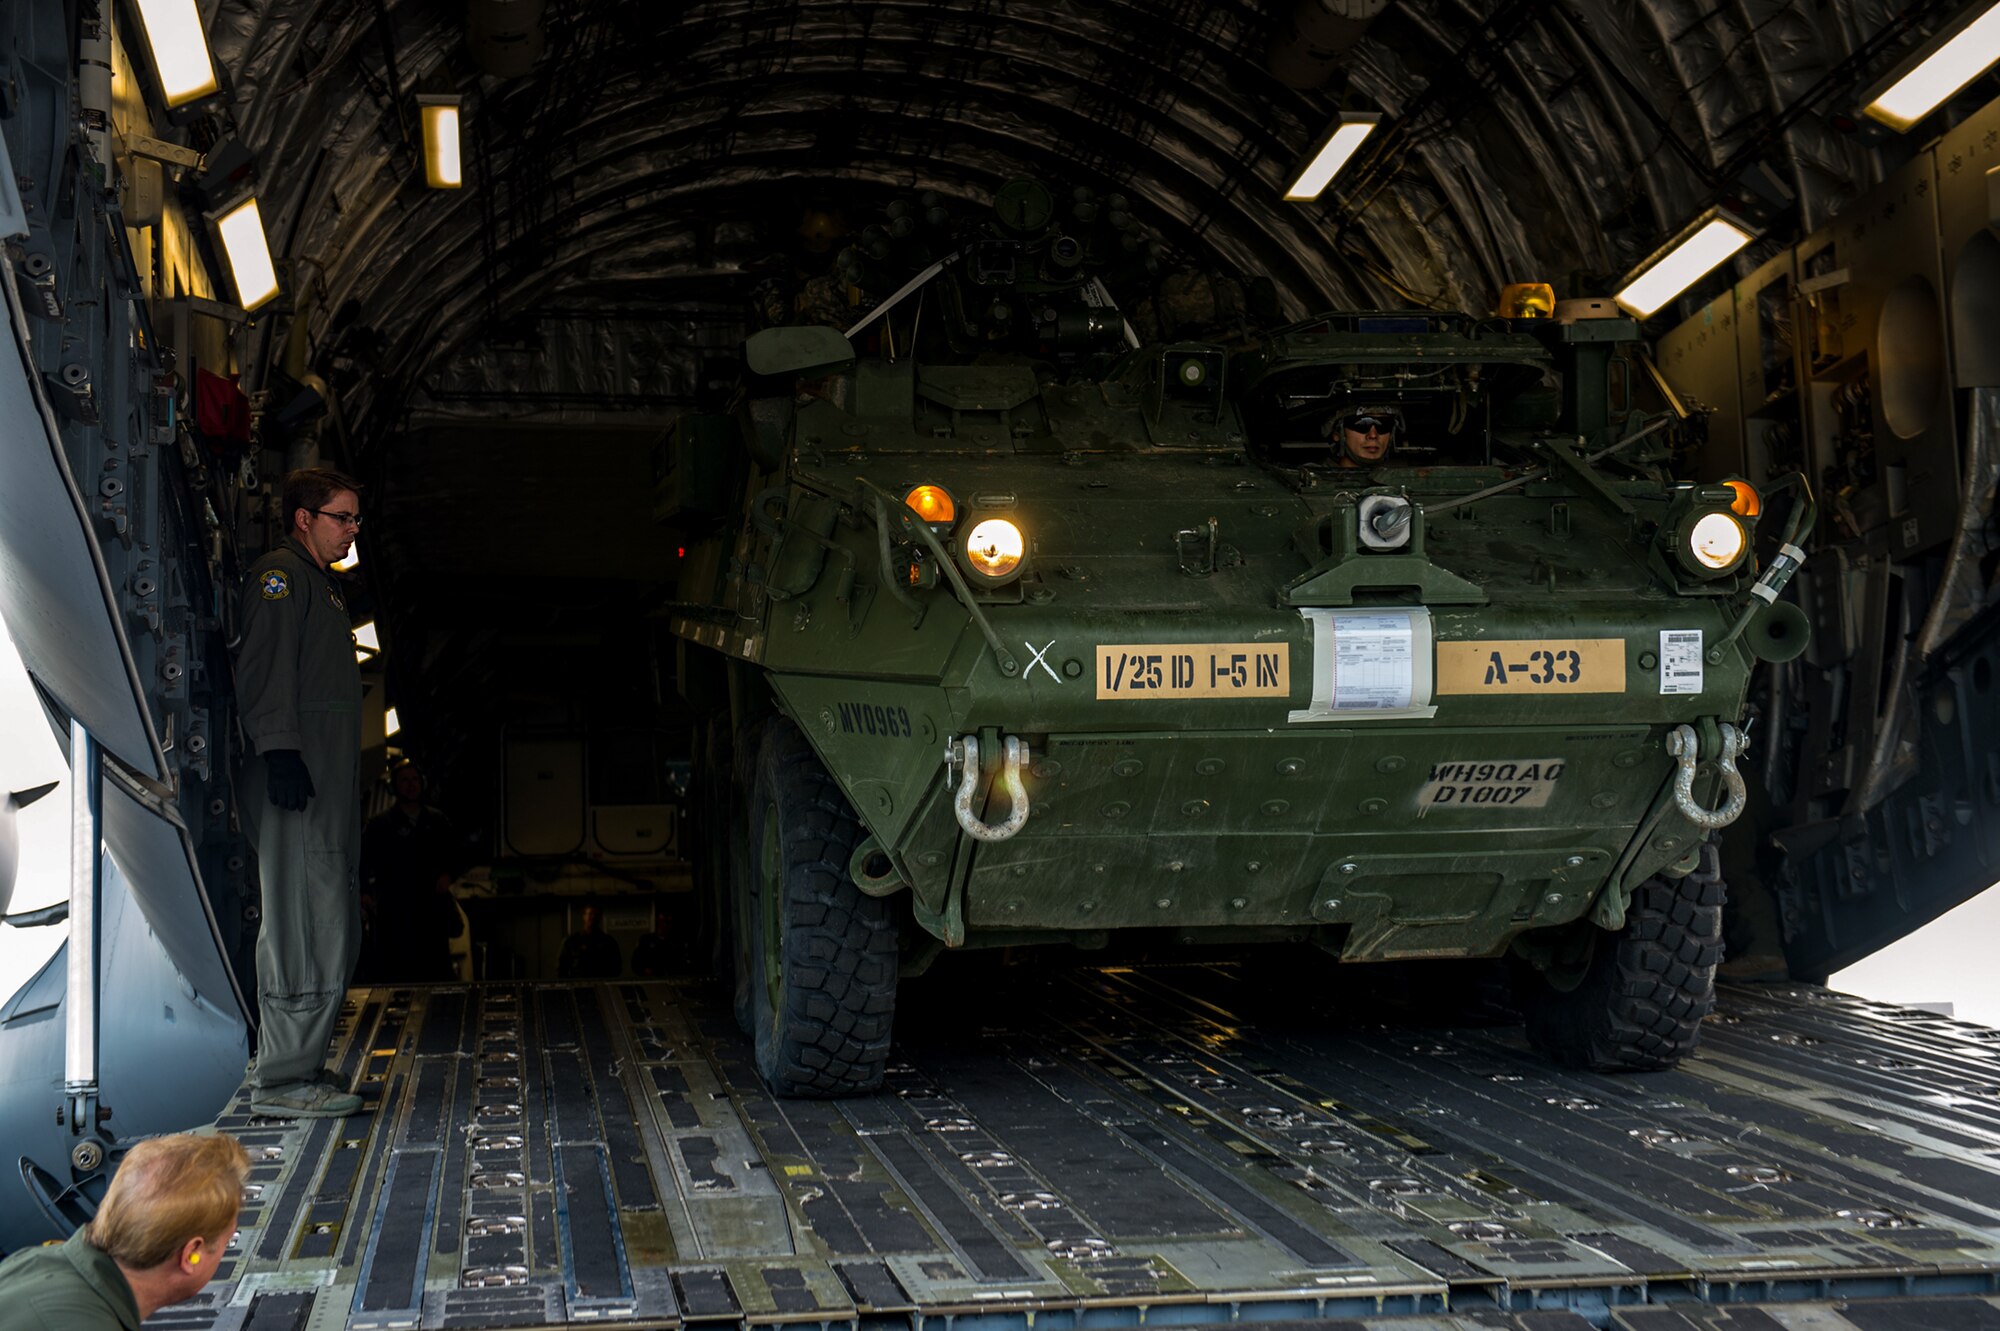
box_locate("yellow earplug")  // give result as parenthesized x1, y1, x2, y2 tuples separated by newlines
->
(189, 1254, 200, 1265)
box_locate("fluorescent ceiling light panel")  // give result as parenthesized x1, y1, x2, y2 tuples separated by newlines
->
(1614, 216, 1755, 319)
(420, 97, 463, 189)
(214, 197, 279, 311)
(354, 621, 380, 652)
(384, 706, 401, 738)
(133, 0, 220, 107)
(1864, 0, 2000, 131)
(1284, 115, 1381, 202)
(333, 542, 361, 573)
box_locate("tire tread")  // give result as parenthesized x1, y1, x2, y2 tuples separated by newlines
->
(1525, 842, 1724, 1072)
(750, 720, 898, 1095)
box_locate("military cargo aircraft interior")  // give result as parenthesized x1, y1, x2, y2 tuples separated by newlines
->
(1, 0, 1999, 1327)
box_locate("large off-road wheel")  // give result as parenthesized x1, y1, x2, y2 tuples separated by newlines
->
(726, 718, 766, 1036)
(743, 718, 899, 1095)
(1524, 841, 1725, 1071)
(690, 718, 734, 980)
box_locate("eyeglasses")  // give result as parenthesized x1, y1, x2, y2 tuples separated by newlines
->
(311, 509, 363, 529)
(1342, 415, 1399, 435)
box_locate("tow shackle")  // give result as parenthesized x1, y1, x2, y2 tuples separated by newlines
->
(1665, 722, 1747, 830)
(946, 734, 1031, 842)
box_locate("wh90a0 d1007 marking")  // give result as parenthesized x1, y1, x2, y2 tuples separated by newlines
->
(1417, 759, 1566, 812)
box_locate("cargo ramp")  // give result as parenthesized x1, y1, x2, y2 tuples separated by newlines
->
(151, 967, 2000, 1331)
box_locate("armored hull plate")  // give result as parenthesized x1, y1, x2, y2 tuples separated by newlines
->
(163, 972, 2000, 1329)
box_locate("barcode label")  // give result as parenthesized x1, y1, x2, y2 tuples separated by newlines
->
(1659, 630, 1704, 695)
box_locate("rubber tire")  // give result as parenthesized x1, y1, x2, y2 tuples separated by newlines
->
(744, 718, 899, 1096)
(1524, 841, 1724, 1071)
(691, 719, 734, 983)
(727, 718, 766, 1037)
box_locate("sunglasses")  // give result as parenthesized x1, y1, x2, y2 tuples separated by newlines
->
(1341, 415, 1400, 435)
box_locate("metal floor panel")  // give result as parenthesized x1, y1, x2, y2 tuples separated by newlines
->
(161, 971, 2000, 1330)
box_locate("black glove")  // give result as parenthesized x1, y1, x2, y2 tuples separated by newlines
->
(266, 749, 316, 811)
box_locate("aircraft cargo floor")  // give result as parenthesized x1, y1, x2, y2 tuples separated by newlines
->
(163, 965, 2000, 1331)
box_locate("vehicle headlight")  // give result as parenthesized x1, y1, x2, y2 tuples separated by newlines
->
(963, 518, 1026, 583)
(1687, 511, 1747, 572)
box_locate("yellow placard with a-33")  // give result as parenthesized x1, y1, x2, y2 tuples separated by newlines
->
(1435, 638, 1626, 695)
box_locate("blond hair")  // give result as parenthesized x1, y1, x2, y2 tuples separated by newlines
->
(87, 1135, 250, 1268)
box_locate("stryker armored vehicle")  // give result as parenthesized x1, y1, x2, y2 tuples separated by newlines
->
(665, 178, 1814, 1096)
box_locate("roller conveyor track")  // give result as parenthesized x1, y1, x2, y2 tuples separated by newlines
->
(152, 968, 2000, 1331)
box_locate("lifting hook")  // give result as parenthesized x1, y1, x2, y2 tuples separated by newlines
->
(946, 734, 1031, 842)
(1666, 722, 1747, 830)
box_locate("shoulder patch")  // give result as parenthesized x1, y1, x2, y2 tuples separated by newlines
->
(260, 569, 291, 601)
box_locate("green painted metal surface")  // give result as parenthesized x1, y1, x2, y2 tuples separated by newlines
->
(664, 187, 1780, 976)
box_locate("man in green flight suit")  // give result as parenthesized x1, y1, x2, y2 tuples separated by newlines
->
(0, 1133, 249, 1330)
(234, 468, 367, 1118)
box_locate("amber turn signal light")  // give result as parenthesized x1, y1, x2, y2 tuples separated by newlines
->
(1724, 479, 1760, 517)
(904, 485, 956, 524)
(1498, 282, 1556, 319)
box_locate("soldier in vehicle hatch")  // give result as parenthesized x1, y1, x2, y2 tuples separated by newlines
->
(1329, 406, 1401, 467)
(233, 468, 366, 1119)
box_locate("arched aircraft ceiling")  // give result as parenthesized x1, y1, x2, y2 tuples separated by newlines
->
(209, 0, 1934, 443)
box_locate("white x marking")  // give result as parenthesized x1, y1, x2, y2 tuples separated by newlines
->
(1025, 639, 1061, 683)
